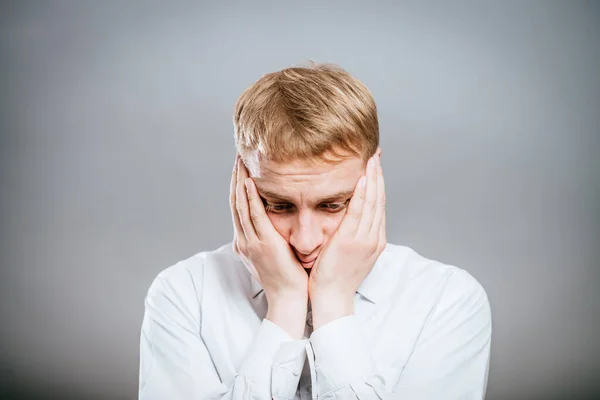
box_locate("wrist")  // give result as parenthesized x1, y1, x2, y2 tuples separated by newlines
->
(266, 296, 308, 340)
(310, 293, 354, 330)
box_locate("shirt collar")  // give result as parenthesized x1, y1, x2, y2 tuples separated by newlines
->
(250, 275, 264, 299)
(248, 244, 391, 304)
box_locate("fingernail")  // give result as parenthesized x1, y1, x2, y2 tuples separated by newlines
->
(244, 178, 252, 190)
(360, 176, 367, 188)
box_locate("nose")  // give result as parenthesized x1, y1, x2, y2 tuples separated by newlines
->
(288, 211, 323, 257)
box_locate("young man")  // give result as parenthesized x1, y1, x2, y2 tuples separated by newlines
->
(138, 64, 492, 399)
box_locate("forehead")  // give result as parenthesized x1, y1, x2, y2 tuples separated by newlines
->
(247, 155, 365, 202)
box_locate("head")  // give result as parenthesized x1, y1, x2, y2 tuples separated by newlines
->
(233, 62, 379, 269)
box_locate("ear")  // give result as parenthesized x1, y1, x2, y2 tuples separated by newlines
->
(376, 147, 382, 157)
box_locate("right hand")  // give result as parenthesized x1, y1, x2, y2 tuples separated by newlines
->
(230, 155, 308, 309)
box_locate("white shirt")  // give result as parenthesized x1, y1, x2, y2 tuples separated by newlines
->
(139, 242, 491, 399)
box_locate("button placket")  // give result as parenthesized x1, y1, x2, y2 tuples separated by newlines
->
(305, 342, 318, 400)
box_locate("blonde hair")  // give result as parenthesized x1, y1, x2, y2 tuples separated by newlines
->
(233, 62, 379, 165)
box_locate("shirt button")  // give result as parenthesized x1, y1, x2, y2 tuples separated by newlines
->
(307, 311, 313, 328)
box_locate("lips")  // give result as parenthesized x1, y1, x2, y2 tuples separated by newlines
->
(300, 259, 316, 270)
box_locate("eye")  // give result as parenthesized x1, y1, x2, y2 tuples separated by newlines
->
(264, 203, 294, 214)
(320, 200, 350, 212)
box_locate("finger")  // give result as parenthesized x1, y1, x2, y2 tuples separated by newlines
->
(229, 155, 245, 239)
(357, 156, 378, 236)
(370, 154, 385, 235)
(245, 177, 276, 240)
(339, 173, 367, 235)
(236, 158, 258, 241)
(379, 207, 387, 252)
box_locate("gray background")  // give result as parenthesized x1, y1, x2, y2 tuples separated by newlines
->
(1, 1, 598, 399)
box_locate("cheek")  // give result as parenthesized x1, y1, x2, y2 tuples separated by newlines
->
(266, 214, 290, 239)
(323, 211, 346, 238)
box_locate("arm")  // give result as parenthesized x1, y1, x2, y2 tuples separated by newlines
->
(393, 271, 492, 399)
(139, 271, 308, 400)
(305, 152, 387, 398)
(138, 155, 313, 399)
(307, 153, 491, 398)
(308, 271, 492, 399)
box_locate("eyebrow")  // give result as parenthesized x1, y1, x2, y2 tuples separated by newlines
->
(258, 188, 355, 204)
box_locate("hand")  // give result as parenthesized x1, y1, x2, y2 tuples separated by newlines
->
(230, 155, 308, 338)
(308, 153, 386, 329)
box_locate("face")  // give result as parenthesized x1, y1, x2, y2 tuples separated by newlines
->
(246, 156, 365, 270)
(245, 153, 367, 271)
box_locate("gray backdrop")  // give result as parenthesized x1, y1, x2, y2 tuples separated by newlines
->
(1, 1, 598, 399)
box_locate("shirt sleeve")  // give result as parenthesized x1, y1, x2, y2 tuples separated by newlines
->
(138, 269, 306, 400)
(309, 315, 387, 399)
(308, 269, 492, 400)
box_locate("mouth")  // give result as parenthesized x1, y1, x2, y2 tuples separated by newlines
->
(299, 258, 316, 268)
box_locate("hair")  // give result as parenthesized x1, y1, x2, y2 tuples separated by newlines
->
(233, 62, 379, 166)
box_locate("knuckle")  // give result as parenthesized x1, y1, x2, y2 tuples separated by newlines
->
(245, 239, 260, 256)
(236, 181, 244, 193)
(235, 202, 244, 214)
(369, 240, 379, 253)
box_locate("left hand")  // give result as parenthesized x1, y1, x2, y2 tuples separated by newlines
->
(308, 153, 386, 329)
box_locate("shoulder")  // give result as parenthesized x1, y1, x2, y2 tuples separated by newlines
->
(144, 242, 242, 318)
(383, 243, 490, 319)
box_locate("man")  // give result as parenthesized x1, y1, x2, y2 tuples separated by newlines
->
(138, 63, 492, 399)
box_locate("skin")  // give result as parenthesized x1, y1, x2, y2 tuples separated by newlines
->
(230, 149, 386, 339)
